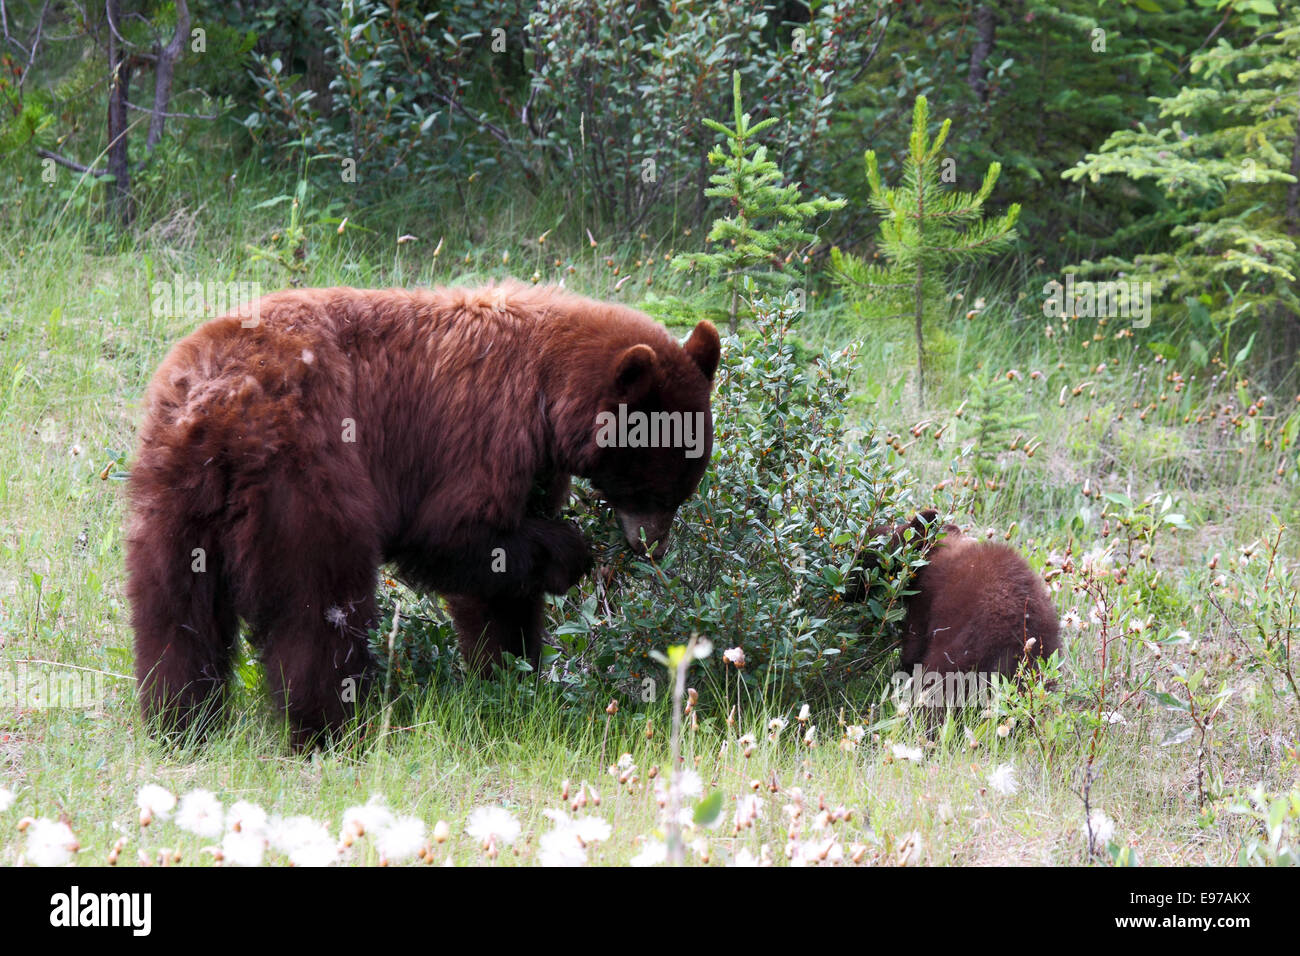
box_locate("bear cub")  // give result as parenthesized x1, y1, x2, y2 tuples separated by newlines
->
(847, 510, 1061, 680)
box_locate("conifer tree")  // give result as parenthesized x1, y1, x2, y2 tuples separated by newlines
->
(832, 96, 1020, 401)
(672, 71, 845, 334)
(1064, 12, 1300, 369)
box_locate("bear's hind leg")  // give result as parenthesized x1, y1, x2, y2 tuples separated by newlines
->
(444, 593, 545, 676)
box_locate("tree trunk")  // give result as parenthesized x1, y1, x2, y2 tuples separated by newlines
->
(106, 0, 133, 225)
(914, 258, 925, 403)
(914, 143, 927, 403)
(146, 0, 190, 154)
(968, 4, 997, 104)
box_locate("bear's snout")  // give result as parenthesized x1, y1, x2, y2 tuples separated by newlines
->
(618, 510, 675, 558)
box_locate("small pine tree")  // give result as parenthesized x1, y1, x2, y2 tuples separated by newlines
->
(832, 96, 1020, 401)
(672, 71, 845, 333)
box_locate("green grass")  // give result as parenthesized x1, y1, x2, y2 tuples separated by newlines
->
(1, 175, 1298, 866)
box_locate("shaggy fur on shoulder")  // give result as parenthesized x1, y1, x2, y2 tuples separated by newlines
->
(127, 282, 719, 747)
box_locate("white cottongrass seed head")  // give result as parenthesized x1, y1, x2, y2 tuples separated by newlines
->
(375, 815, 427, 863)
(674, 768, 704, 800)
(221, 829, 266, 867)
(729, 847, 761, 867)
(630, 839, 667, 867)
(26, 818, 79, 867)
(988, 764, 1019, 795)
(226, 800, 268, 836)
(136, 784, 177, 820)
(341, 795, 395, 839)
(891, 743, 924, 763)
(175, 789, 224, 839)
(1083, 808, 1116, 847)
(538, 828, 587, 867)
(466, 806, 522, 847)
(269, 815, 336, 866)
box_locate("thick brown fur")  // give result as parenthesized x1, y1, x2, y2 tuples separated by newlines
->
(127, 282, 720, 747)
(849, 510, 1061, 679)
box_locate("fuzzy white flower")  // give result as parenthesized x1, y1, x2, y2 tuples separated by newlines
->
(375, 815, 426, 863)
(465, 807, 521, 847)
(136, 784, 176, 821)
(1062, 608, 1083, 630)
(734, 793, 763, 830)
(891, 743, 924, 763)
(988, 764, 1019, 795)
(541, 811, 612, 847)
(0, 787, 14, 813)
(537, 829, 587, 867)
(269, 815, 327, 851)
(767, 716, 788, 738)
(675, 804, 701, 828)
(269, 815, 336, 866)
(791, 837, 843, 867)
(341, 795, 395, 839)
(289, 835, 338, 867)
(226, 800, 267, 836)
(673, 768, 704, 801)
(1083, 808, 1116, 847)
(26, 818, 78, 867)
(729, 847, 760, 867)
(221, 829, 266, 867)
(630, 839, 667, 867)
(1080, 548, 1112, 574)
(569, 816, 612, 844)
(722, 647, 745, 667)
(797, 703, 811, 723)
(175, 789, 223, 838)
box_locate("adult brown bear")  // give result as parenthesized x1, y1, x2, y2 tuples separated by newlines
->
(848, 510, 1061, 683)
(127, 282, 720, 746)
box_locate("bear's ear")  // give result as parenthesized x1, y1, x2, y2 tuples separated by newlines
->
(684, 320, 720, 381)
(912, 508, 940, 531)
(613, 344, 658, 403)
(902, 509, 941, 546)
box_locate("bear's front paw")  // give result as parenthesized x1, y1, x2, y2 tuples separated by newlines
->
(535, 521, 593, 594)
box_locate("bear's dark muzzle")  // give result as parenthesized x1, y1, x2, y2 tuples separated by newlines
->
(617, 510, 674, 559)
